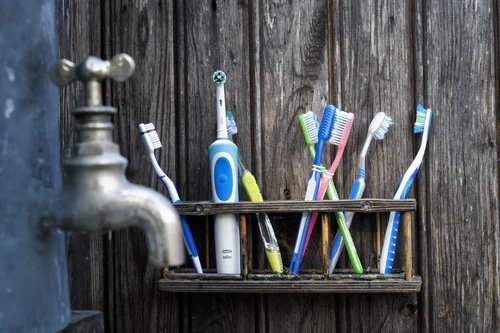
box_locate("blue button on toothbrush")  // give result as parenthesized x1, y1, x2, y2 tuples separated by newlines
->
(209, 70, 240, 274)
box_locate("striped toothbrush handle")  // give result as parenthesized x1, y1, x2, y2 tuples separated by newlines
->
(380, 211, 401, 274)
(328, 175, 365, 274)
(380, 168, 419, 274)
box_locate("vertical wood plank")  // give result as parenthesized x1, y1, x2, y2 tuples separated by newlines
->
(332, 0, 418, 331)
(104, 1, 180, 332)
(375, 212, 381, 269)
(56, 0, 107, 325)
(322, 213, 330, 272)
(177, 1, 255, 331)
(412, 0, 429, 330)
(256, 0, 337, 331)
(422, 0, 500, 330)
(403, 212, 412, 280)
(241, 214, 248, 277)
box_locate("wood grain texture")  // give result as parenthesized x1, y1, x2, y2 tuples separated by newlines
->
(103, 1, 180, 332)
(422, 0, 500, 331)
(56, 0, 107, 325)
(255, 0, 337, 331)
(57, 0, 500, 331)
(177, 1, 256, 332)
(412, 0, 430, 330)
(159, 275, 422, 293)
(331, 0, 419, 331)
(174, 199, 416, 215)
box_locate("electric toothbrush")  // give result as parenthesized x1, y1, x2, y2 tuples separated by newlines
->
(209, 70, 240, 274)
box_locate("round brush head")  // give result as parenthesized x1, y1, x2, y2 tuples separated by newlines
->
(213, 70, 226, 84)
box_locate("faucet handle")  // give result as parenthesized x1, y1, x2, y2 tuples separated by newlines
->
(50, 54, 135, 107)
(50, 54, 135, 87)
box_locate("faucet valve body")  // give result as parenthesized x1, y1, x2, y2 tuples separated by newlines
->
(46, 54, 185, 267)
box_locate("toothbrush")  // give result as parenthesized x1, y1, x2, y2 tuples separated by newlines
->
(226, 112, 284, 273)
(380, 105, 432, 274)
(138, 123, 203, 273)
(301, 111, 364, 274)
(209, 70, 240, 274)
(328, 112, 393, 273)
(298, 111, 362, 274)
(289, 104, 336, 274)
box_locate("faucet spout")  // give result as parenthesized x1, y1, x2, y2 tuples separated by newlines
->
(45, 54, 186, 268)
(117, 184, 185, 267)
(44, 177, 185, 267)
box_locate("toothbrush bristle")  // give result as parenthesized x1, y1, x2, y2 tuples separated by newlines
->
(213, 70, 226, 84)
(302, 111, 319, 144)
(329, 111, 354, 145)
(414, 104, 427, 134)
(142, 123, 162, 149)
(374, 115, 393, 140)
(226, 116, 238, 136)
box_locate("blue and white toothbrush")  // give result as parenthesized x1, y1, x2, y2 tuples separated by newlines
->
(138, 123, 203, 273)
(210, 70, 240, 274)
(328, 112, 393, 273)
(380, 105, 432, 274)
(289, 104, 336, 274)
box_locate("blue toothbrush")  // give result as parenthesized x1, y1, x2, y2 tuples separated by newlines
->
(209, 70, 240, 274)
(138, 123, 203, 273)
(380, 105, 432, 274)
(289, 104, 336, 274)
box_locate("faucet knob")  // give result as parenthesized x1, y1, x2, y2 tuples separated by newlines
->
(50, 54, 135, 86)
(50, 54, 135, 106)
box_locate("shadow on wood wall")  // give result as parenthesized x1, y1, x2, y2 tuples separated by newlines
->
(57, 0, 500, 332)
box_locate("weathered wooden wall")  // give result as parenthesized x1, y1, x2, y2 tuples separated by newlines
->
(57, 0, 500, 331)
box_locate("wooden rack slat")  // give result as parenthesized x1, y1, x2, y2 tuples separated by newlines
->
(174, 199, 416, 216)
(158, 275, 422, 293)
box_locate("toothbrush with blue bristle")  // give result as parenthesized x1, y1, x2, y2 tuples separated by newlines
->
(138, 123, 203, 273)
(328, 112, 393, 273)
(210, 70, 241, 274)
(300, 110, 363, 274)
(289, 104, 336, 274)
(380, 105, 432, 274)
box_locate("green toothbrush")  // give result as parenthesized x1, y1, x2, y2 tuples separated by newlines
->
(299, 112, 363, 274)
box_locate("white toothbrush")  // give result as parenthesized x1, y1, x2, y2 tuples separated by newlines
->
(328, 112, 393, 272)
(139, 123, 203, 273)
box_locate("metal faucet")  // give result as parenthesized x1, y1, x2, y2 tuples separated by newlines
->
(42, 54, 185, 267)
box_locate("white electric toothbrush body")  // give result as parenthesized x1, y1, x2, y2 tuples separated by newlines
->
(209, 70, 240, 274)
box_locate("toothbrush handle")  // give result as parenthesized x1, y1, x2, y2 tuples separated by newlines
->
(304, 146, 361, 273)
(380, 168, 419, 274)
(209, 140, 240, 274)
(302, 175, 363, 274)
(328, 177, 365, 273)
(380, 211, 400, 274)
(179, 214, 203, 273)
(241, 172, 283, 273)
(301, 174, 330, 258)
(159, 176, 203, 273)
(289, 168, 320, 274)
